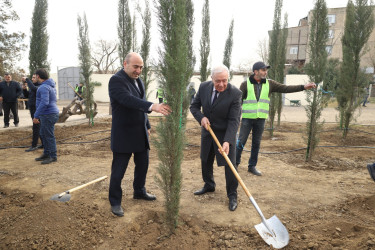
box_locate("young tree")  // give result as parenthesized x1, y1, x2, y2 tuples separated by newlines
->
(0, 0, 26, 75)
(29, 0, 49, 76)
(77, 13, 95, 126)
(138, 0, 152, 99)
(223, 18, 234, 79)
(91, 39, 118, 74)
(304, 0, 329, 161)
(276, 14, 288, 126)
(154, 0, 191, 234)
(257, 37, 269, 63)
(118, 0, 132, 65)
(186, 0, 196, 78)
(199, 0, 210, 82)
(131, 13, 138, 52)
(336, 0, 374, 138)
(267, 0, 287, 135)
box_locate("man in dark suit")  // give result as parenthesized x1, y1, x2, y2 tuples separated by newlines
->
(108, 52, 171, 217)
(190, 65, 242, 211)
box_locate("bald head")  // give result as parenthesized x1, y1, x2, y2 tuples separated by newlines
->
(123, 52, 144, 79)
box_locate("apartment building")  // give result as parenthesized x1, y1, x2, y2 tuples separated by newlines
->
(285, 7, 375, 73)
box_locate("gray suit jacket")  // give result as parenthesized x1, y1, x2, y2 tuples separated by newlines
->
(190, 81, 242, 166)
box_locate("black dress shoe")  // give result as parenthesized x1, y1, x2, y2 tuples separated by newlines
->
(41, 157, 57, 164)
(3, 124, 9, 128)
(229, 197, 238, 211)
(25, 146, 38, 152)
(35, 154, 49, 161)
(248, 166, 262, 176)
(111, 205, 124, 217)
(194, 186, 215, 195)
(133, 192, 156, 201)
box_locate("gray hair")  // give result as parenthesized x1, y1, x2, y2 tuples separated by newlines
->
(211, 65, 229, 78)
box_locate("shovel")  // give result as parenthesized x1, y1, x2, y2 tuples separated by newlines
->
(207, 125, 289, 249)
(50, 176, 108, 202)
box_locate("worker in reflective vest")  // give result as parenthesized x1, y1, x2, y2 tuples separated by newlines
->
(236, 61, 316, 176)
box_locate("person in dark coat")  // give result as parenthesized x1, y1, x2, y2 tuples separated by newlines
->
(108, 52, 171, 217)
(23, 75, 43, 151)
(0, 73, 22, 128)
(190, 65, 242, 211)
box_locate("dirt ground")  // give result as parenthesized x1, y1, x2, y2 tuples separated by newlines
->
(1, 102, 375, 249)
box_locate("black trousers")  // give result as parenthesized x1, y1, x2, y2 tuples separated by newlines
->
(109, 150, 149, 206)
(201, 143, 238, 198)
(29, 106, 42, 147)
(3, 102, 18, 125)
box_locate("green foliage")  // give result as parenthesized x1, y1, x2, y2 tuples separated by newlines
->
(267, 0, 288, 135)
(199, 0, 210, 82)
(118, 0, 132, 66)
(77, 13, 95, 126)
(322, 58, 340, 92)
(154, 0, 192, 234)
(138, 0, 152, 99)
(223, 19, 234, 79)
(287, 66, 304, 74)
(304, 0, 329, 161)
(29, 0, 49, 77)
(91, 81, 102, 86)
(336, 0, 374, 138)
(0, 0, 26, 75)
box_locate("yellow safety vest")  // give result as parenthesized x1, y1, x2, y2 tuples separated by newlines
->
(242, 78, 270, 119)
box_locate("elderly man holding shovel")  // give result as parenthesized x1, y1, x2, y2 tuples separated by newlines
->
(190, 64, 242, 211)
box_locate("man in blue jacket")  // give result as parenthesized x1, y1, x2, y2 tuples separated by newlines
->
(33, 69, 60, 165)
(22, 75, 43, 151)
(0, 73, 22, 128)
(108, 52, 171, 217)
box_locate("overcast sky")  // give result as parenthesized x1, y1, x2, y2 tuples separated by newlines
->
(9, 0, 346, 74)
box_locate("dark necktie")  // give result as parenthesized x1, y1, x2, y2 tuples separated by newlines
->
(212, 90, 218, 104)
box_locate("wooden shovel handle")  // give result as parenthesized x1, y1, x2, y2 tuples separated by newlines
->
(58, 176, 108, 197)
(207, 125, 252, 198)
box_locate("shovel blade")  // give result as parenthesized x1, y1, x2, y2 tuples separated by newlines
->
(254, 215, 289, 249)
(50, 193, 71, 202)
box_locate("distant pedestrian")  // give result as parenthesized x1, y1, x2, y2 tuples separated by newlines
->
(362, 86, 370, 107)
(75, 82, 85, 101)
(0, 73, 22, 128)
(156, 87, 164, 104)
(33, 69, 59, 165)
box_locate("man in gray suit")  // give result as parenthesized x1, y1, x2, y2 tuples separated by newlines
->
(190, 65, 242, 211)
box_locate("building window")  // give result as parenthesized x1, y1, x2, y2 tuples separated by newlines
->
(327, 15, 336, 25)
(290, 46, 298, 55)
(329, 30, 334, 38)
(326, 46, 332, 55)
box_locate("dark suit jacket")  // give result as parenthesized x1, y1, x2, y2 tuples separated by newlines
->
(109, 69, 152, 153)
(190, 81, 242, 166)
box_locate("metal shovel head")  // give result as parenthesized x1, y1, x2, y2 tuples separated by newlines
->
(254, 215, 289, 249)
(50, 193, 71, 202)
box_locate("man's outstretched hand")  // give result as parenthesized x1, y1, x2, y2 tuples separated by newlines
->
(304, 82, 317, 90)
(152, 103, 172, 116)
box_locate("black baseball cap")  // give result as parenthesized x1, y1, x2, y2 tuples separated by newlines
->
(252, 62, 270, 71)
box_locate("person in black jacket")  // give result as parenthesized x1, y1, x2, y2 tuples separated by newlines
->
(190, 65, 242, 211)
(108, 52, 172, 217)
(22, 75, 43, 151)
(0, 73, 22, 128)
